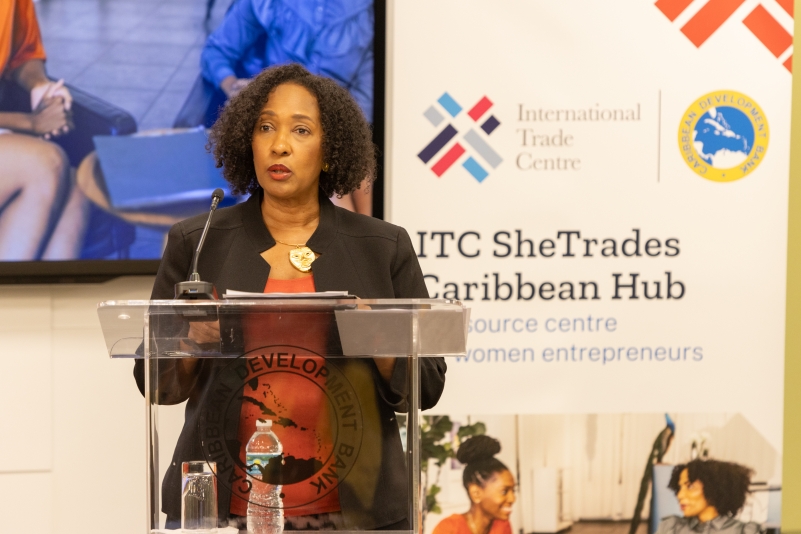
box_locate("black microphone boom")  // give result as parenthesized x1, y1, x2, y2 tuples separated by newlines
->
(175, 188, 225, 300)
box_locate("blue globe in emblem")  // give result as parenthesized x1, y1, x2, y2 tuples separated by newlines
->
(693, 106, 755, 169)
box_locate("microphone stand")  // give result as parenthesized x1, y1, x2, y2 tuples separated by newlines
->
(175, 188, 224, 300)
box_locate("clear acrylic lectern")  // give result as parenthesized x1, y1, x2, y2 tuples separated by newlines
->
(97, 298, 468, 534)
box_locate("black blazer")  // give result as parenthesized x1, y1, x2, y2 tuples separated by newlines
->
(133, 190, 446, 529)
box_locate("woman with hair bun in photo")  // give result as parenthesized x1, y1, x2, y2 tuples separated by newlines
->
(433, 435, 516, 534)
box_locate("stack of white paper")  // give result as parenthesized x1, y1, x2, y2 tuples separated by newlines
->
(222, 289, 352, 299)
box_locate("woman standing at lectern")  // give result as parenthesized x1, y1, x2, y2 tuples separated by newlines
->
(133, 63, 446, 530)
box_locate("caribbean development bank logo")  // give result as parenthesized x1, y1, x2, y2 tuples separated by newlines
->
(198, 347, 363, 509)
(678, 90, 769, 182)
(417, 92, 502, 182)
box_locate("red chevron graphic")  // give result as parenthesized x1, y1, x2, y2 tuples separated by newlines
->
(744, 5, 792, 57)
(655, 0, 694, 21)
(776, 0, 793, 16)
(656, 0, 793, 72)
(681, 0, 746, 47)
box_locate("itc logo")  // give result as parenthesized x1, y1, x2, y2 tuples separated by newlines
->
(655, 0, 793, 71)
(417, 92, 502, 183)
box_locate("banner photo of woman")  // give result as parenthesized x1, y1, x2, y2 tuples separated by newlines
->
(418, 413, 779, 534)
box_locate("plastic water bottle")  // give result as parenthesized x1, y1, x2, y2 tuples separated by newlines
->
(246, 419, 284, 534)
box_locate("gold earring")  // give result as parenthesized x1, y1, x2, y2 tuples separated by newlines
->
(322, 162, 330, 172)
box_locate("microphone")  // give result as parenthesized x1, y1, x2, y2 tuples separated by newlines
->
(175, 188, 225, 300)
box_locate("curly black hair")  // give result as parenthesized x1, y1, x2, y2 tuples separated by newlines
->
(668, 459, 753, 516)
(457, 435, 509, 489)
(208, 63, 376, 197)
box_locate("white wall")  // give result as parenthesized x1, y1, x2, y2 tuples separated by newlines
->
(0, 276, 154, 533)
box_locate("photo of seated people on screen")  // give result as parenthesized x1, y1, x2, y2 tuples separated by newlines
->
(0, 0, 375, 262)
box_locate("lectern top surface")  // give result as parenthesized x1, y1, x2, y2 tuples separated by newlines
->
(98, 297, 463, 309)
(97, 298, 469, 359)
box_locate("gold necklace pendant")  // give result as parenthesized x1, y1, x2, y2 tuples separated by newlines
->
(289, 245, 315, 272)
(274, 238, 316, 272)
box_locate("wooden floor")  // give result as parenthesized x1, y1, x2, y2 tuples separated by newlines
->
(562, 521, 649, 534)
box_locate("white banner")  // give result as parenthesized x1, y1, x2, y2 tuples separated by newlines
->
(387, 0, 791, 528)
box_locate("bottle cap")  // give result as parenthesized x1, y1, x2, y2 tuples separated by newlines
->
(256, 419, 273, 429)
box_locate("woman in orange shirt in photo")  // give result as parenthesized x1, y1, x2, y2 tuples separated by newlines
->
(0, 0, 87, 260)
(433, 435, 516, 534)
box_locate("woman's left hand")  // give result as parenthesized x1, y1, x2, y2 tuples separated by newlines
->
(31, 79, 72, 112)
(30, 80, 73, 139)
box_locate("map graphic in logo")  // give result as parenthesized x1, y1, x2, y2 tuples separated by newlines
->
(417, 92, 502, 182)
(678, 90, 769, 182)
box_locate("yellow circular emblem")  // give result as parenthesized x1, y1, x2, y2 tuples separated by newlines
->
(677, 90, 768, 182)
